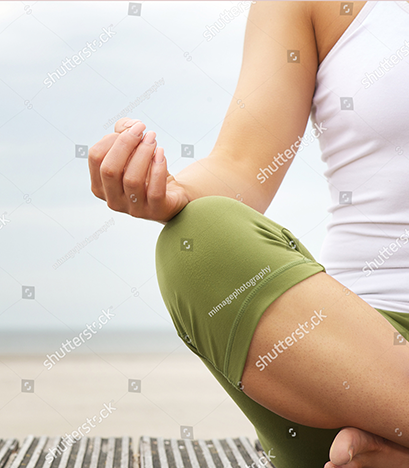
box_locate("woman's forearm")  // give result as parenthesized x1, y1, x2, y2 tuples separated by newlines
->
(173, 150, 274, 215)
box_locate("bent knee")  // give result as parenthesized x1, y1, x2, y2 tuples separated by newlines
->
(155, 196, 250, 296)
(155, 195, 255, 278)
(155, 195, 315, 290)
(155, 194, 319, 303)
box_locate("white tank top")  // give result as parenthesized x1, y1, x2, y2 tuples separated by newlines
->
(310, 1, 409, 313)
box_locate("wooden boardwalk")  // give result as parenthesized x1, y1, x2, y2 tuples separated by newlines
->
(0, 436, 275, 468)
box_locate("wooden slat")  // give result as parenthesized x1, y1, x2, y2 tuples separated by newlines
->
(139, 437, 153, 468)
(0, 439, 19, 468)
(26, 436, 48, 468)
(120, 436, 130, 468)
(197, 441, 223, 468)
(73, 437, 88, 468)
(209, 440, 231, 468)
(56, 437, 73, 468)
(195, 441, 215, 468)
(160, 440, 175, 468)
(82, 437, 96, 468)
(9, 435, 35, 468)
(105, 438, 116, 468)
(188, 441, 209, 468)
(238, 438, 262, 467)
(89, 437, 101, 468)
(41, 437, 62, 468)
(182, 441, 199, 468)
(155, 439, 168, 468)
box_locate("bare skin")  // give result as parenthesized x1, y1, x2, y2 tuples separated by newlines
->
(325, 428, 409, 468)
(241, 271, 409, 468)
(88, 2, 409, 466)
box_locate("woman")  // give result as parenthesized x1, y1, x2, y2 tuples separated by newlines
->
(88, 2, 409, 467)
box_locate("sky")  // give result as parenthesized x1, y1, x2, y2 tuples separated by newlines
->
(0, 1, 331, 339)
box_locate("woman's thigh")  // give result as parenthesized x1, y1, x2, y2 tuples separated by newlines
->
(241, 270, 409, 447)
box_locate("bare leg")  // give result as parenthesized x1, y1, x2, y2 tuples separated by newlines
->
(241, 272, 409, 465)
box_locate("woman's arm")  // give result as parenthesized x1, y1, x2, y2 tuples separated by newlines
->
(174, 1, 318, 214)
(89, 1, 318, 221)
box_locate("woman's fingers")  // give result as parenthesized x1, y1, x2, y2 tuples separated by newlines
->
(100, 122, 146, 210)
(114, 118, 141, 134)
(146, 147, 168, 210)
(88, 133, 119, 200)
(122, 130, 157, 207)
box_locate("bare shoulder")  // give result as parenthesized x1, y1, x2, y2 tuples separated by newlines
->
(310, 1, 367, 65)
(248, 1, 367, 66)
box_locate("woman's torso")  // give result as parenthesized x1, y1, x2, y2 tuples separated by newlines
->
(309, 1, 409, 312)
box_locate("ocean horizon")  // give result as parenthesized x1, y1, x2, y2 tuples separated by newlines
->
(0, 329, 187, 355)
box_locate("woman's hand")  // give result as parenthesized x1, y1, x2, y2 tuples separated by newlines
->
(88, 118, 190, 224)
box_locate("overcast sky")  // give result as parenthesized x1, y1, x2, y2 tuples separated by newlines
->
(0, 1, 331, 337)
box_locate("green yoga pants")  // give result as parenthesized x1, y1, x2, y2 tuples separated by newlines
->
(155, 195, 409, 468)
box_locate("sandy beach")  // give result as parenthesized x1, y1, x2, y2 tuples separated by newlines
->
(0, 349, 258, 446)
